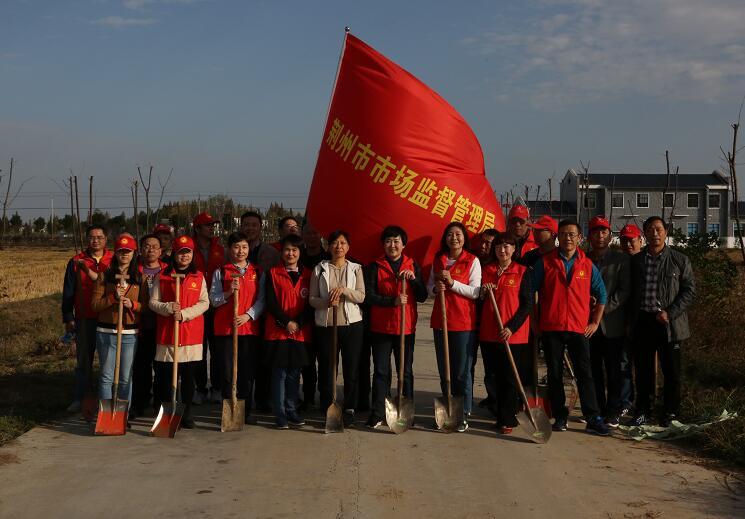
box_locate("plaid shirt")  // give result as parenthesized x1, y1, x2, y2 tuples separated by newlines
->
(641, 251, 661, 312)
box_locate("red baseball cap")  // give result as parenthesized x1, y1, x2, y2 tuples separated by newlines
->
(174, 235, 195, 252)
(153, 223, 173, 235)
(114, 234, 136, 252)
(619, 224, 642, 239)
(528, 215, 558, 235)
(508, 204, 530, 221)
(192, 212, 217, 227)
(589, 216, 611, 232)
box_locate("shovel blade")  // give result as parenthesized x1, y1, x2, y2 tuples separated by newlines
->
(433, 396, 463, 433)
(220, 399, 245, 432)
(150, 403, 185, 438)
(324, 402, 344, 434)
(385, 396, 415, 434)
(528, 384, 552, 419)
(516, 407, 553, 444)
(94, 399, 128, 436)
(82, 393, 98, 422)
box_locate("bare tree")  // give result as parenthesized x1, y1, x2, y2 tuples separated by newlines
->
(88, 175, 94, 225)
(64, 176, 80, 253)
(721, 98, 745, 263)
(1, 158, 32, 244)
(73, 175, 84, 244)
(130, 179, 140, 242)
(137, 165, 153, 231)
(154, 168, 174, 222)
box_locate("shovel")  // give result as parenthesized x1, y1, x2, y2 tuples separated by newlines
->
(95, 273, 130, 436)
(488, 289, 551, 444)
(324, 306, 343, 433)
(385, 278, 414, 434)
(151, 273, 186, 438)
(221, 275, 245, 432)
(434, 290, 464, 432)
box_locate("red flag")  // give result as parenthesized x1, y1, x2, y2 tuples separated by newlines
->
(306, 33, 504, 270)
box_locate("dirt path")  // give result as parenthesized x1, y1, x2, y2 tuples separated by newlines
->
(1, 302, 743, 518)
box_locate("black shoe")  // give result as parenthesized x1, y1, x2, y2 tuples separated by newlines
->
(605, 415, 620, 428)
(552, 418, 568, 431)
(181, 417, 195, 429)
(244, 415, 258, 425)
(585, 416, 610, 436)
(365, 414, 383, 428)
(631, 414, 646, 427)
(343, 411, 355, 428)
(660, 414, 676, 428)
(287, 413, 305, 427)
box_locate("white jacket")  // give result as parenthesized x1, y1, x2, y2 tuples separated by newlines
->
(312, 260, 364, 326)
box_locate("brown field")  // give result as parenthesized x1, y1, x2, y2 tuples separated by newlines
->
(0, 247, 74, 303)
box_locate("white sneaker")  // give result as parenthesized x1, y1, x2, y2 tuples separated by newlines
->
(67, 401, 82, 413)
(210, 389, 222, 403)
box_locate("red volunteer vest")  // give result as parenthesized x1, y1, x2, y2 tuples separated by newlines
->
(192, 237, 225, 289)
(430, 250, 478, 332)
(156, 271, 205, 346)
(369, 255, 418, 335)
(479, 261, 530, 344)
(538, 249, 593, 333)
(264, 265, 312, 342)
(73, 249, 114, 319)
(213, 263, 262, 336)
(519, 231, 538, 257)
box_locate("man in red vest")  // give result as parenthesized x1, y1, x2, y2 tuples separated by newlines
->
(191, 211, 226, 404)
(506, 204, 537, 265)
(62, 224, 114, 412)
(530, 218, 609, 435)
(363, 225, 428, 428)
(270, 216, 301, 251)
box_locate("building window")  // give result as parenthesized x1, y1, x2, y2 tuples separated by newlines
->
(583, 192, 597, 209)
(708, 193, 721, 208)
(708, 223, 720, 235)
(636, 193, 649, 208)
(735, 222, 744, 238)
(663, 193, 674, 208)
(687, 222, 699, 235)
(611, 193, 624, 208)
(687, 193, 699, 208)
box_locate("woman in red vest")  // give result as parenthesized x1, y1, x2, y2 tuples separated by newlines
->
(149, 235, 210, 429)
(209, 231, 265, 425)
(479, 233, 533, 434)
(265, 234, 313, 429)
(363, 225, 428, 428)
(428, 222, 482, 432)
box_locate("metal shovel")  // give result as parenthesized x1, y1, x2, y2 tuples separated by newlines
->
(385, 278, 414, 434)
(434, 290, 463, 432)
(488, 289, 551, 444)
(151, 273, 186, 438)
(95, 273, 130, 436)
(221, 275, 245, 431)
(325, 306, 343, 433)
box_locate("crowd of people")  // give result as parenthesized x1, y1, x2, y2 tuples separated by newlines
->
(61, 205, 695, 435)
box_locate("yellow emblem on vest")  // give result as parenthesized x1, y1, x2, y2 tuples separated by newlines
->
(508, 278, 515, 285)
(191, 281, 197, 288)
(455, 268, 462, 275)
(578, 270, 585, 278)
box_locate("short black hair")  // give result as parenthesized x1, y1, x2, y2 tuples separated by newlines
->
(643, 216, 666, 231)
(489, 232, 517, 260)
(240, 211, 262, 225)
(480, 228, 499, 239)
(280, 234, 303, 248)
(558, 218, 581, 234)
(86, 224, 107, 237)
(327, 230, 350, 245)
(438, 222, 470, 255)
(139, 233, 161, 247)
(380, 225, 408, 245)
(227, 231, 250, 247)
(278, 215, 299, 231)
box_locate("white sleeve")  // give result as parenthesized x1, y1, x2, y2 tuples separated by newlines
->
(450, 260, 481, 300)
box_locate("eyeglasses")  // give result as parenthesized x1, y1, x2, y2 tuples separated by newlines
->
(558, 232, 579, 239)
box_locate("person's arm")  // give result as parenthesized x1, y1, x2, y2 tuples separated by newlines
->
(247, 272, 266, 320)
(62, 259, 77, 324)
(340, 265, 366, 304)
(585, 264, 606, 337)
(90, 279, 116, 314)
(411, 262, 429, 303)
(148, 277, 173, 316)
(363, 263, 396, 307)
(504, 274, 533, 333)
(208, 269, 228, 308)
(665, 254, 696, 319)
(449, 260, 481, 299)
(181, 278, 210, 321)
(426, 266, 437, 297)
(309, 266, 327, 310)
(604, 255, 630, 316)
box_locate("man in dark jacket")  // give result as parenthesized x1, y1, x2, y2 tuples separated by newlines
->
(629, 216, 695, 427)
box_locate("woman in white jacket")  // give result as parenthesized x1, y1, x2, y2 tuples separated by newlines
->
(309, 230, 365, 427)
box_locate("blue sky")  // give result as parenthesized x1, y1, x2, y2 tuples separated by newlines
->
(2, 0, 745, 220)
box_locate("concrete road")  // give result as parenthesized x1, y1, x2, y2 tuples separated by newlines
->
(1, 302, 743, 518)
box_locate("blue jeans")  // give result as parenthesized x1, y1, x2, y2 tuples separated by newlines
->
(96, 331, 137, 403)
(433, 330, 476, 415)
(272, 367, 301, 422)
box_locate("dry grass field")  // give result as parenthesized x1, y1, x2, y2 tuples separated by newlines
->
(0, 247, 73, 303)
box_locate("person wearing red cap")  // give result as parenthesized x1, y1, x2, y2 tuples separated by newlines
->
(506, 204, 537, 265)
(191, 211, 226, 404)
(522, 215, 559, 267)
(619, 224, 643, 256)
(587, 216, 631, 428)
(153, 223, 174, 261)
(90, 234, 147, 420)
(62, 224, 114, 413)
(149, 235, 210, 429)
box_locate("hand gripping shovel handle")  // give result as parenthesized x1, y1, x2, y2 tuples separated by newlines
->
(396, 278, 407, 419)
(439, 289, 452, 409)
(488, 288, 539, 431)
(232, 278, 240, 407)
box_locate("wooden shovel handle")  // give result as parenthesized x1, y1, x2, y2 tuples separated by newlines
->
(331, 305, 338, 402)
(171, 275, 182, 406)
(232, 278, 240, 404)
(397, 278, 407, 410)
(439, 289, 452, 405)
(112, 288, 124, 405)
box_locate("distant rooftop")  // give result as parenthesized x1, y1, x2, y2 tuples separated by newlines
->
(567, 170, 729, 189)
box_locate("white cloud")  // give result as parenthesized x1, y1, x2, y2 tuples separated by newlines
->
(462, 0, 745, 109)
(92, 16, 157, 26)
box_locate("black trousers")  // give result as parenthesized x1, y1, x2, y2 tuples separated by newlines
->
(218, 334, 261, 415)
(153, 360, 197, 419)
(633, 312, 681, 416)
(471, 341, 496, 404)
(357, 332, 372, 411)
(482, 341, 525, 427)
(542, 331, 600, 421)
(195, 308, 222, 393)
(254, 340, 272, 409)
(589, 329, 626, 416)
(131, 327, 156, 414)
(302, 329, 321, 405)
(317, 321, 364, 411)
(369, 332, 415, 419)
